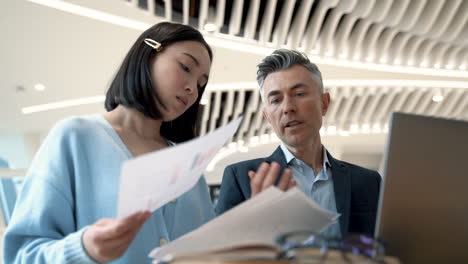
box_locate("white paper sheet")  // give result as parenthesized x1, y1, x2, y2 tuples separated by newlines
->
(117, 117, 242, 218)
(149, 186, 340, 260)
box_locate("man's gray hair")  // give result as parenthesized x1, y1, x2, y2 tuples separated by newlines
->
(256, 49, 323, 101)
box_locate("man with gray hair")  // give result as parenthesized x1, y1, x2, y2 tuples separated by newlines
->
(216, 49, 381, 238)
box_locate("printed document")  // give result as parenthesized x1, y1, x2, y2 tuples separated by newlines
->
(117, 117, 242, 218)
(149, 186, 340, 261)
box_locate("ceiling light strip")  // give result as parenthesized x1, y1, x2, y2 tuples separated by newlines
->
(21, 96, 105, 114)
(26, 0, 151, 31)
(28, 0, 468, 79)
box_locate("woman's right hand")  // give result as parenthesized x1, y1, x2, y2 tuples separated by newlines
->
(82, 211, 151, 263)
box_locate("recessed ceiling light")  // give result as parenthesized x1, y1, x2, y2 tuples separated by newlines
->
(238, 146, 249, 152)
(203, 23, 217, 32)
(34, 83, 46, 91)
(339, 130, 350, 136)
(432, 94, 444, 102)
(200, 97, 209, 105)
(361, 124, 370, 134)
(327, 125, 337, 135)
(372, 123, 382, 133)
(383, 124, 389, 133)
(319, 127, 326, 136)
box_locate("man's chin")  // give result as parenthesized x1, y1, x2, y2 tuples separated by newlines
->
(282, 136, 305, 148)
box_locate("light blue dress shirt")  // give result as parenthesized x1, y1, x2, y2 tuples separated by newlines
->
(280, 144, 342, 239)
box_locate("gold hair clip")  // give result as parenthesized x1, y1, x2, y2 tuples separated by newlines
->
(144, 38, 163, 51)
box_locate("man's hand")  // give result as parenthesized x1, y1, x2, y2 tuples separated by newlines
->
(82, 211, 151, 263)
(248, 162, 296, 197)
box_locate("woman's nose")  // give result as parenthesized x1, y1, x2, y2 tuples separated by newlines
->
(185, 82, 196, 94)
(185, 81, 199, 102)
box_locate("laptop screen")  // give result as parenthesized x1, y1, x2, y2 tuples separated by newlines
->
(375, 112, 468, 264)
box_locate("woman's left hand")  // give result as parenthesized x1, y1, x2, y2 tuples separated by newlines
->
(82, 211, 152, 263)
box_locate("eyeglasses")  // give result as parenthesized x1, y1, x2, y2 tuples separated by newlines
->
(276, 231, 386, 263)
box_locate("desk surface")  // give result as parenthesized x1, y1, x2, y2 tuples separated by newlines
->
(172, 258, 400, 264)
(171, 249, 401, 264)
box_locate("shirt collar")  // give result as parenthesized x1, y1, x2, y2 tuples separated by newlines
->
(280, 144, 295, 164)
(280, 143, 332, 170)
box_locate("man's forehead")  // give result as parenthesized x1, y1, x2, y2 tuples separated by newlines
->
(263, 68, 320, 91)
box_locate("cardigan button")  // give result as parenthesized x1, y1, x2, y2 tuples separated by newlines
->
(159, 238, 168, 246)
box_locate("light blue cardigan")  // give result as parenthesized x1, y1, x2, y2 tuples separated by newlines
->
(3, 115, 215, 263)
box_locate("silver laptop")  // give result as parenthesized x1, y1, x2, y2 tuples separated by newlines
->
(376, 112, 468, 264)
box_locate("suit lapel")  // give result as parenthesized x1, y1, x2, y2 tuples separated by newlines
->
(241, 147, 287, 198)
(265, 147, 351, 235)
(328, 151, 351, 236)
(266, 147, 289, 185)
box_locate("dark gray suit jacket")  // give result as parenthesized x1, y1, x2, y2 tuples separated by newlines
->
(215, 147, 382, 237)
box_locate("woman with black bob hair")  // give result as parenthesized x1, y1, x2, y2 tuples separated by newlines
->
(105, 21, 212, 143)
(4, 22, 215, 264)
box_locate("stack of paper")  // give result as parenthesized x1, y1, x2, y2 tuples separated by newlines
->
(149, 186, 340, 262)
